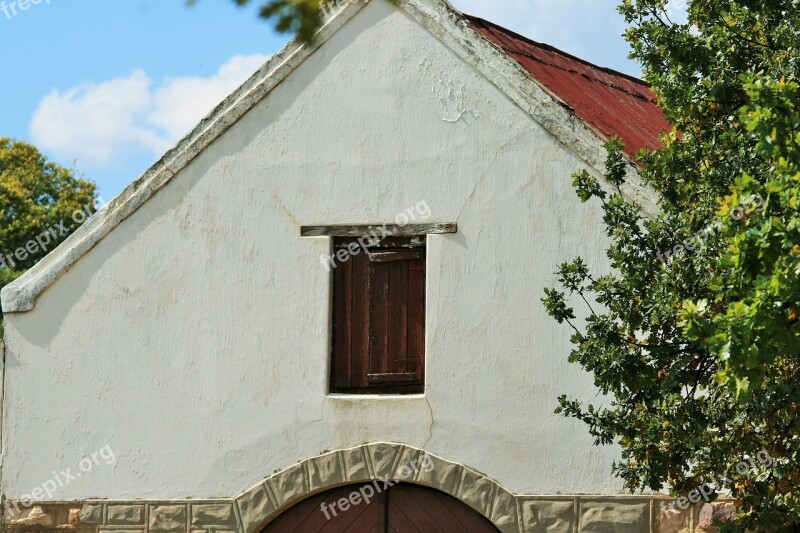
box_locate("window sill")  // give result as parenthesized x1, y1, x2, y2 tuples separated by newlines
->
(327, 393, 426, 401)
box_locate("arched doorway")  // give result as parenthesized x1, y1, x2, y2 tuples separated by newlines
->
(261, 482, 501, 532)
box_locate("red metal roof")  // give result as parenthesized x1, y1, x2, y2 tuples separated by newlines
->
(466, 16, 671, 160)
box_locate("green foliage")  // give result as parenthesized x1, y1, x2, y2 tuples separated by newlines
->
(544, 1, 800, 530)
(0, 138, 97, 336)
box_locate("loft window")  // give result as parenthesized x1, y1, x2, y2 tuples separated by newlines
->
(301, 223, 457, 395)
(329, 236, 426, 394)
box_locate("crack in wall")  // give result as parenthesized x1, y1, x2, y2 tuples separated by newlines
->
(422, 394, 435, 450)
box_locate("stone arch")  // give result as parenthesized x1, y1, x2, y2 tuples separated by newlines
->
(234, 442, 520, 533)
(261, 483, 501, 532)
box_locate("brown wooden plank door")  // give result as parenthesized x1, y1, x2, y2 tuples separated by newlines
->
(260, 483, 499, 533)
(386, 485, 499, 533)
(367, 249, 425, 393)
(331, 248, 372, 391)
(259, 484, 384, 533)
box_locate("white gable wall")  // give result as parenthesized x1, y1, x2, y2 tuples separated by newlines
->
(2, 0, 620, 499)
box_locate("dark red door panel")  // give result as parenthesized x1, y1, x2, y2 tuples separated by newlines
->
(261, 483, 499, 533)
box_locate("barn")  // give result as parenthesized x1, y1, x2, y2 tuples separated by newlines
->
(1, 0, 682, 531)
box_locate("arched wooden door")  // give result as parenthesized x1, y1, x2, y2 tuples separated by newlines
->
(260, 483, 500, 532)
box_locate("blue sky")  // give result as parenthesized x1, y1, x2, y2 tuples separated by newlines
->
(0, 0, 642, 198)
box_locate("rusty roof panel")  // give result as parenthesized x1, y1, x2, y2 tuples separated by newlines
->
(467, 16, 671, 160)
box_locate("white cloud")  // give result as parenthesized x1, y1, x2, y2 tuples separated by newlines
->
(146, 55, 269, 145)
(30, 54, 269, 165)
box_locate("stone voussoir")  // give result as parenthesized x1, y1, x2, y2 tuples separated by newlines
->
(306, 450, 346, 493)
(488, 487, 519, 533)
(235, 483, 275, 533)
(390, 445, 423, 482)
(365, 442, 404, 479)
(340, 445, 371, 482)
(456, 467, 499, 521)
(265, 462, 308, 510)
(413, 450, 464, 495)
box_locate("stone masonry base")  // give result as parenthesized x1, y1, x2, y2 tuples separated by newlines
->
(1, 443, 743, 533)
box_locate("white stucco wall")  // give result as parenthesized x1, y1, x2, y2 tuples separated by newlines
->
(1, 0, 622, 500)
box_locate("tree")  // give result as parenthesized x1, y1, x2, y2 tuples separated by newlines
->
(0, 139, 98, 336)
(542, 0, 800, 530)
